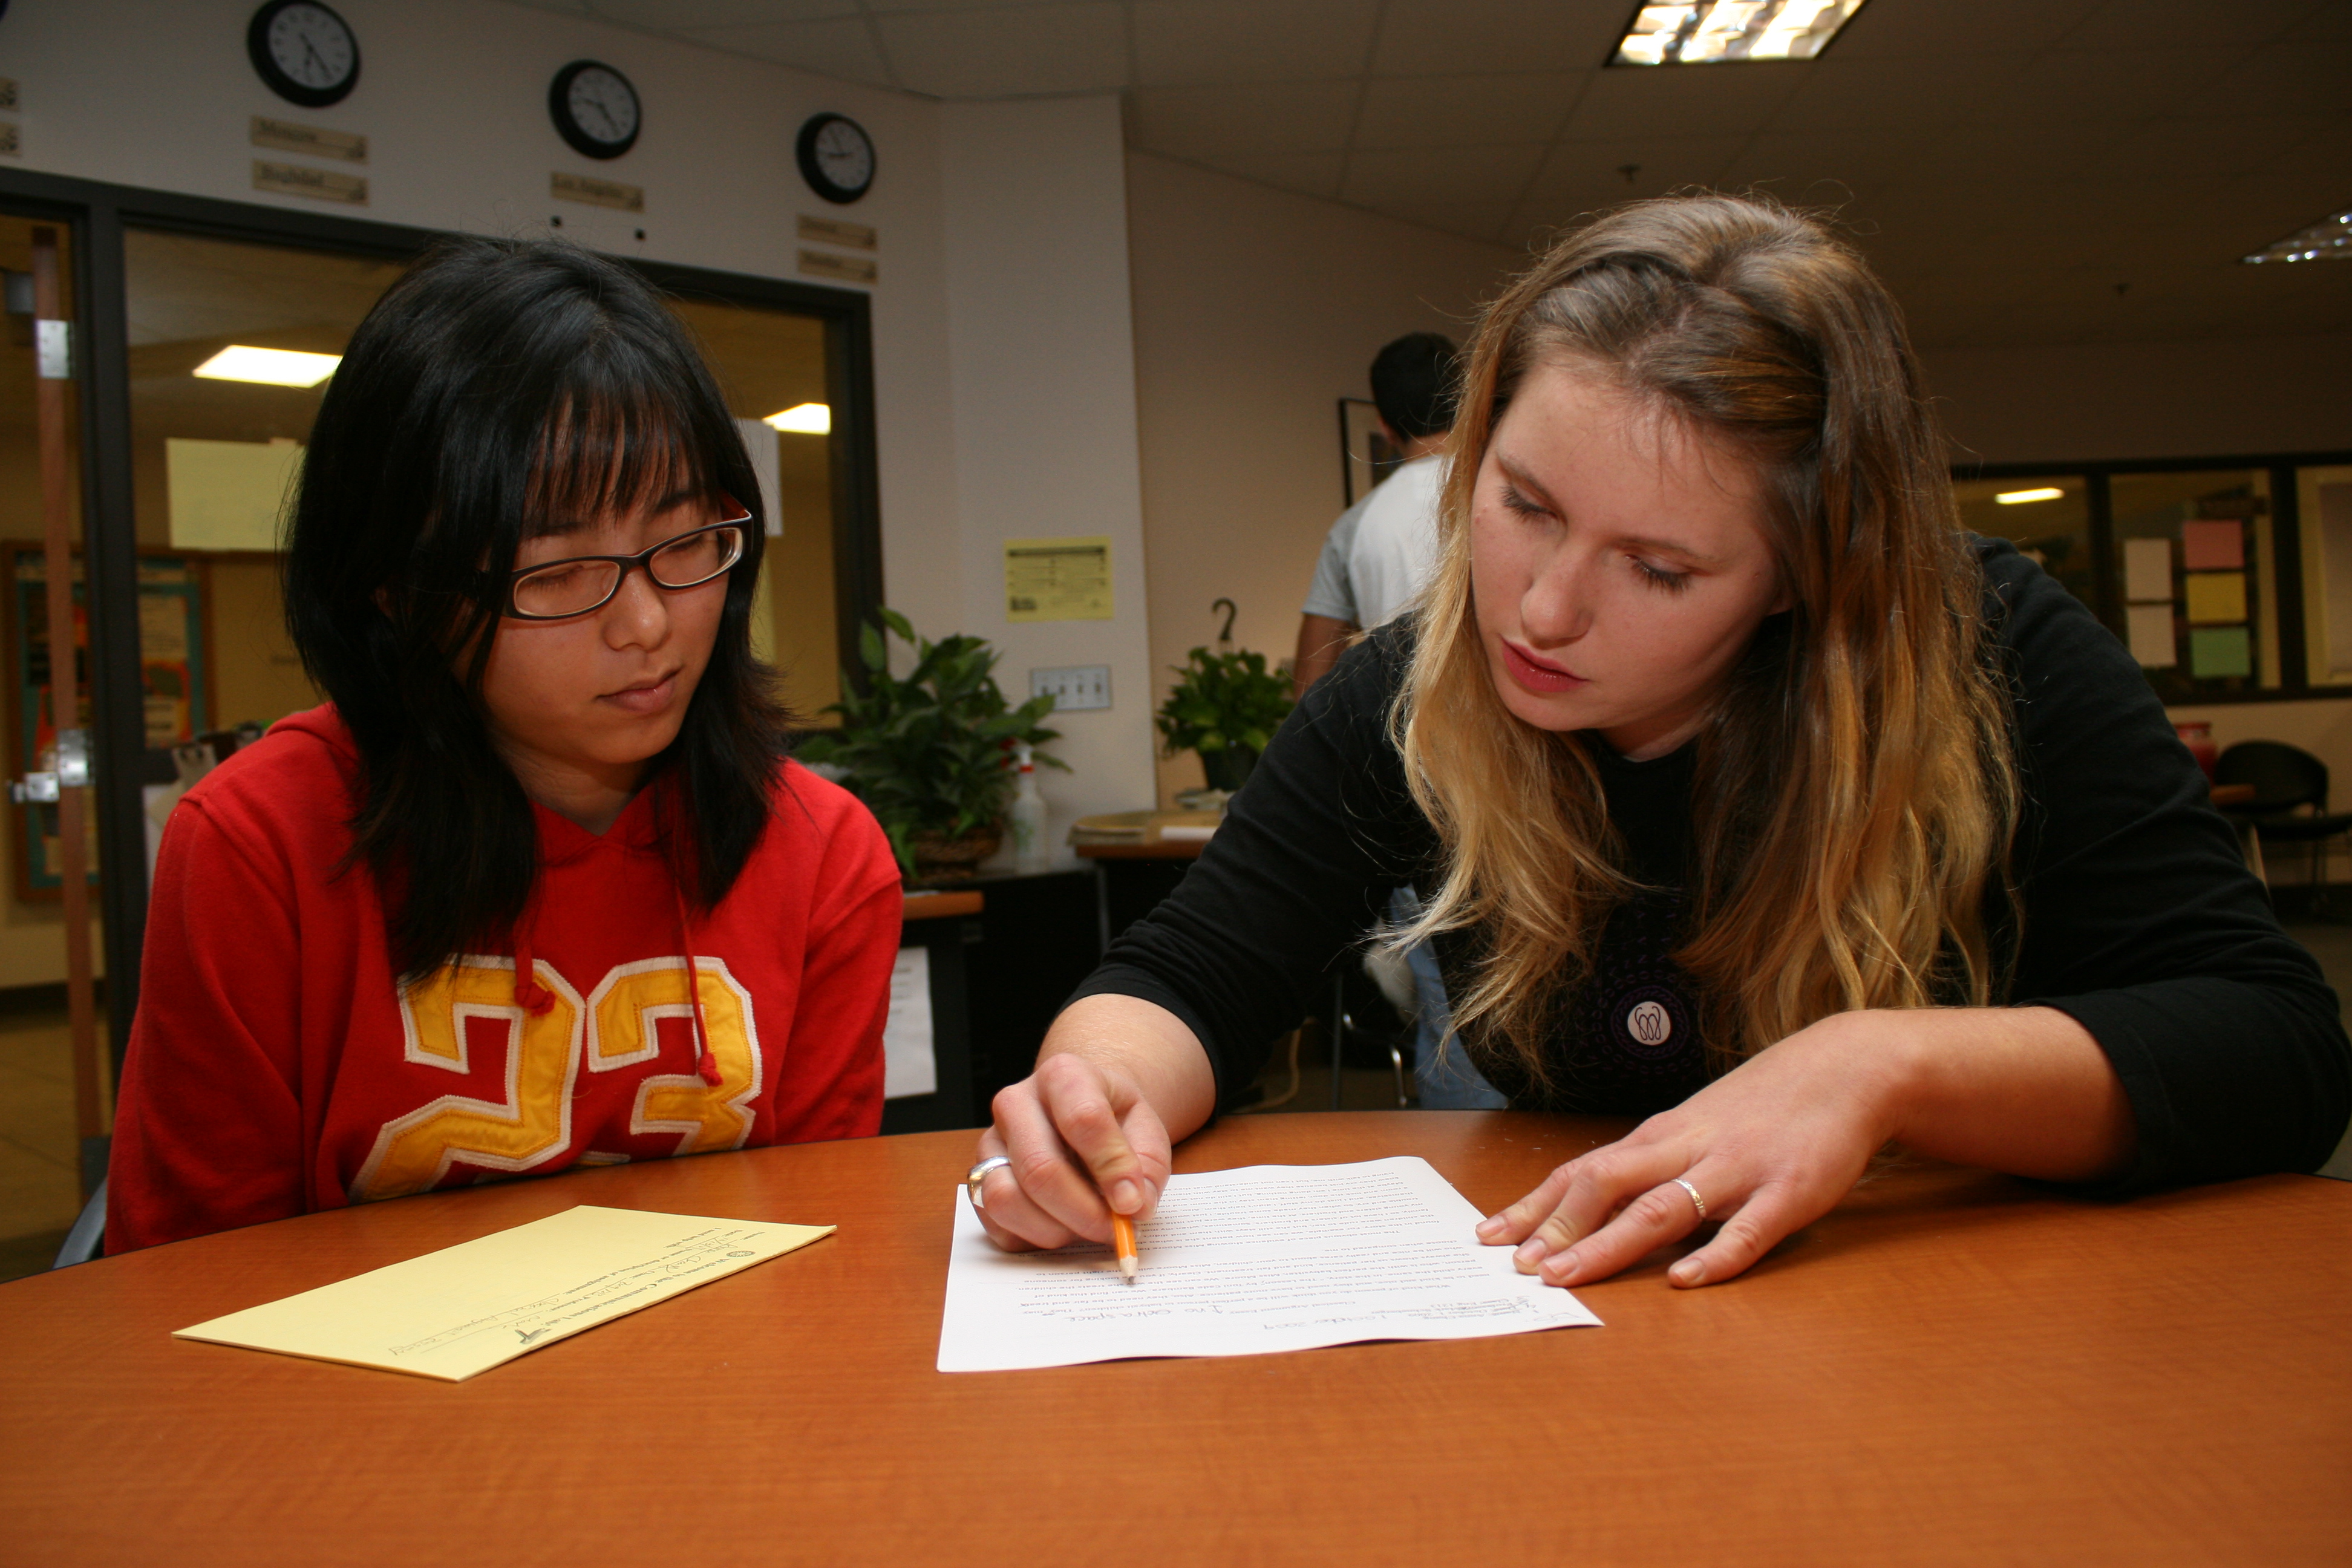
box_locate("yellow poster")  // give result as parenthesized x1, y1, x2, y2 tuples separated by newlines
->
(1004, 536, 1112, 622)
(2183, 572, 2246, 626)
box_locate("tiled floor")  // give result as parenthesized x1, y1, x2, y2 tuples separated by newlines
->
(3, 924, 2347, 1283)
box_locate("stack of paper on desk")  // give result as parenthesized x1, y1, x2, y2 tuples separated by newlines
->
(936, 1157, 1601, 1373)
(175, 1206, 834, 1382)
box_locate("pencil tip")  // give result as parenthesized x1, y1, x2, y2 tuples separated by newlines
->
(1119, 1259, 1138, 1284)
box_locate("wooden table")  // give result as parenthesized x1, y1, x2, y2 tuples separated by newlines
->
(4, 1112, 2345, 1566)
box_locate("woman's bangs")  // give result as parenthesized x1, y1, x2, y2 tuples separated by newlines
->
(524, 385, 714, 538)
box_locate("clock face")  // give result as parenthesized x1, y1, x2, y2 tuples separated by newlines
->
(550, 60, 641, 160)
(797, 114, 876, 205)
(247, 0, 360, 108)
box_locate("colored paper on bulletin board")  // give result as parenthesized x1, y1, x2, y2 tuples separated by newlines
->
(2181, 519, 2244, 570)
(2184, 572, 2246, 624)
(1004, 537, 1112, 622)
(2126, 603, 2177, 667)
(2189, 626, 2252, 679)
(2123, 537, 2174, 601)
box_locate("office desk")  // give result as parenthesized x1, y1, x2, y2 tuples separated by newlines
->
(4, 1112, 2345, 1566)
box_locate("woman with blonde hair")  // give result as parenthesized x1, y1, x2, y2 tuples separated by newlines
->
(969, 194, 2350, 1289)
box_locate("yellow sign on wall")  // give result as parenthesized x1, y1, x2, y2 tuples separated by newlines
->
(1005, 536, 1112, 622)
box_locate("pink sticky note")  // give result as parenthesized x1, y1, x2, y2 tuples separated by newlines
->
(2182, 520, 2244, 571)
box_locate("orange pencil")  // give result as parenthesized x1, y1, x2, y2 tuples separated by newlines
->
(1110, 1210, 1139, 1285)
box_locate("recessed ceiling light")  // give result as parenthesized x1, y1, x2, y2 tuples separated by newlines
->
(1995, 488, 2066, 505)
(2243, 204, 2352, 265)
(1613, 0, 1869, 65)
(763, 402, 831, 434)
(192, 345, 342, 387)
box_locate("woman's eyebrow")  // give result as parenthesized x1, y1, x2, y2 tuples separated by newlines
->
(1492, 452, 1725, 566)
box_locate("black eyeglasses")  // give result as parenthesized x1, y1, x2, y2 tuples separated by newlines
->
(501, 510, 751, 620)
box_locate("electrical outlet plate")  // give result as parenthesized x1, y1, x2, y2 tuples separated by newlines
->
(1030, 665, 1111, 711)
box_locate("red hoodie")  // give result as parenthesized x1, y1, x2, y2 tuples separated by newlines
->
(108, 705, 901, 1253)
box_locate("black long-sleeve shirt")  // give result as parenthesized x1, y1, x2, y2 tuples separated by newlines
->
(1074, 537, 2352, 1192)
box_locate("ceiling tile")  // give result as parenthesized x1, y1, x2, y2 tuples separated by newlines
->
(1828, 0, 2106, 60)
(1353, 73, 1587, 151)
(1368, 0, 1626, 79)
(2101, 114, 2341, 181)
(1188, 150, 1348, 201)
(1766, 53, 2036, 132)
(1347, 196, 1520, 246)
(1558, 59, 1809, 140)
(874, 4, 1130, 97)
(2056, 0, 2319, 50)
(1897, 119, 2140, 185)
(1967, 46, 2255, 126)
(1128, 81, 1363, 160)
(1132, 0, 1381, 87)
(2186, 41, 2352, 118)
(1711, 132, 1927, 202)
(1339, 143, 1548, 209)
(687, 16, 897, 87)
(503, 0, 596, 14)
(1508, 136, 1751, 234)
(589, 0, 854, 27)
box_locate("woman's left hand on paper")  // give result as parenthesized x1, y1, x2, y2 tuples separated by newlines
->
(1474, 1011, 1904, 1289)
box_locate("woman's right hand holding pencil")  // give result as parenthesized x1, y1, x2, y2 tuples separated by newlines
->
(969, 995, 1214, 1252)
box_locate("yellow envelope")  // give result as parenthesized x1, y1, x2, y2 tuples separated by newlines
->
(174, 1206, 832, 1382)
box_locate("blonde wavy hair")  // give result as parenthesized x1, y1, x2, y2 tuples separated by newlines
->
(1397, 194, 2017, 1088)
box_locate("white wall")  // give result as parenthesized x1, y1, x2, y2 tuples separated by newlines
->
(940, 97, 1156, 854)
(1125, 152, 1520, 804)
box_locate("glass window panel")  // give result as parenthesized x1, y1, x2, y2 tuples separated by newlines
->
(2109, 468, 2275, 702)
(2296, 463, 2352, 689)
(664, 296, 841, 725)
(0, 213, 100, 1273)
(125, 229, 403, 739)
(1953, 475, 2094, 610)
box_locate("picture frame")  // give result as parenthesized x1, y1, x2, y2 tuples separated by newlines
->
(1338, 397, 1406, 507)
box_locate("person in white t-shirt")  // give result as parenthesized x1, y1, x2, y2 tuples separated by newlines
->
(1295, 333, 1457, 690)
(1292, 333, 1500, 1109)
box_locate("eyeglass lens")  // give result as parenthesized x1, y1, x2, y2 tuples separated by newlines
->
(510, 525, 744, 618)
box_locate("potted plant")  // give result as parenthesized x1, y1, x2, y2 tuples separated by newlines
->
(1155, 644, 1295, 794)
(798, 609, 1065, 879)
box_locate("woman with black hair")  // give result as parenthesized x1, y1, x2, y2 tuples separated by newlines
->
(107, 238, 902, 1251)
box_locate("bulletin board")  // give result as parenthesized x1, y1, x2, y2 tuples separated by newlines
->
(4, 545, 215, 901)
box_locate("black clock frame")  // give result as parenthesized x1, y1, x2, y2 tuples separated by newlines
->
(796, 113, 875, 206)
(548, 60, 641, 162)
(246, 0, 361, 109)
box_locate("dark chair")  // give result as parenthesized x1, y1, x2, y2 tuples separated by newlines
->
(2215, 741, 2352, 912)
(51, 1178, 104, 1269)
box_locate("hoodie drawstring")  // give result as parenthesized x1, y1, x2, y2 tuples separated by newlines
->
(674, 881, 722, 1086)
(513, 915, 555, 1016)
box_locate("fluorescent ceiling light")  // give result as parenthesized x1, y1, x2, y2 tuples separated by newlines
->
(1613, 0, 1869, 65)
(1996, 488, 2066, 505)
(192, 345, 341, 387)
(763, 402, 831, 434)
(2243, 204, 2352, 265)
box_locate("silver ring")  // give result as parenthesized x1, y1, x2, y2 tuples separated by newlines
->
(1671, 1176, 1707, 1221)
(966, 1155, 1011, 1211)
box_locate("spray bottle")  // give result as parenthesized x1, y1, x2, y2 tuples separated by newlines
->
(1009, 741, 1050, 872)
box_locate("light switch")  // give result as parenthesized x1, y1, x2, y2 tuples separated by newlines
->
(1030, 665, 1111, 711)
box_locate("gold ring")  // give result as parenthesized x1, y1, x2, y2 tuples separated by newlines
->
(1671, 1176, 1707, 1221)
(966, 1155, 1011, 1211)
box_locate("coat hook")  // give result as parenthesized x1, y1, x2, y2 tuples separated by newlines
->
(1212, 597, 1237, 649)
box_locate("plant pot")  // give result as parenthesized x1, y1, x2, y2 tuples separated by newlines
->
(1197, 746, 1259, 794)
(912, 826, 1002, 880)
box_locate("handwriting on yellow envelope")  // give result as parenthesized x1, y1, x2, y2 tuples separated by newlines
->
(175, 1206, 833, 1382)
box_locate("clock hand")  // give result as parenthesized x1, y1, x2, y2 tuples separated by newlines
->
(300, 35, 329, 76)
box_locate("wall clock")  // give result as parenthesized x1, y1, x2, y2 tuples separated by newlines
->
(796, 113, 875, 205)
(247, 1, 361, 109)
(549, 60, 640, 161)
